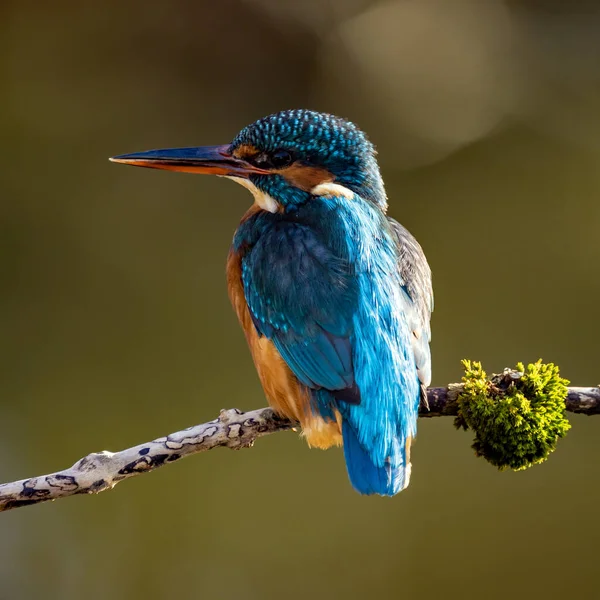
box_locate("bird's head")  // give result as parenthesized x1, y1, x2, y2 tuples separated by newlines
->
(111, 110, 387, 212)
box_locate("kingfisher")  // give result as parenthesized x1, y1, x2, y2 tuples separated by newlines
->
(110, 109, 433, 496)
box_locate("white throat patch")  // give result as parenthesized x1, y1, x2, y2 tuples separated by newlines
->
(226, 176, 279, 213)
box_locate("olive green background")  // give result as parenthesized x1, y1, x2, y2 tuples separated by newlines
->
(2, 1, 599, 599)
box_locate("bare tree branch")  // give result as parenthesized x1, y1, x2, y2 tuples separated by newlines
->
(1, 384, 598, 513)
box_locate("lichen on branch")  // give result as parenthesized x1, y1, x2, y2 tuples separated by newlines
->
(455, 360, 571, 470)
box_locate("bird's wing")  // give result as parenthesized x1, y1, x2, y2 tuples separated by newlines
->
(387, 217, 433, 391)
(241, 221, 358, 398)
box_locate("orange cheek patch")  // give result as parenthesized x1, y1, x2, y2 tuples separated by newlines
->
(230, 149, 336, 193)
(232, 144, 260, 161)
(278, 164, 334, 192)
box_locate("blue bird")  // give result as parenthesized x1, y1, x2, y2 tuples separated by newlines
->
(111, 109, 433, 496)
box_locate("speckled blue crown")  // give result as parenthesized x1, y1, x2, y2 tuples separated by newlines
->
(232, 109, 373, 163)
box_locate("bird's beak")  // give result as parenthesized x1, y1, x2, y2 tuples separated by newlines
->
(109, 145, 270, 177)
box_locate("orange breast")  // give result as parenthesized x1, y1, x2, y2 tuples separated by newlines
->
(226, 208, 342, 449)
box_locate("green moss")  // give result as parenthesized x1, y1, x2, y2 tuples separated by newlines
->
(455, 360, 571, 471)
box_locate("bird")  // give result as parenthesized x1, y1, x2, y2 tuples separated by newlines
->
(110, 109, 433, 496)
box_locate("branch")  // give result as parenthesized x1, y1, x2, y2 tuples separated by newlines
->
(1, 384, 598, 513)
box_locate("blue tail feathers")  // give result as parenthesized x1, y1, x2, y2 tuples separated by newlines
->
(341, 419, 409, 496)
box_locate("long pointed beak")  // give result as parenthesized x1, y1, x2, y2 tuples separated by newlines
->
(109, 145, 269, 177)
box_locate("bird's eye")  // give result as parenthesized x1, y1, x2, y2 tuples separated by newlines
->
(270, 150, 293, 169)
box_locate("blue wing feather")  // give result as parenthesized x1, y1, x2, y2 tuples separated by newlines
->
(241, 221, 357, 393)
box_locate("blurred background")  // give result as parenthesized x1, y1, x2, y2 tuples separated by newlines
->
(2, 0, 600, 598)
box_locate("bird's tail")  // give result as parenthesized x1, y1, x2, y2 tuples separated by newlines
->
(341, 419, 410, 496)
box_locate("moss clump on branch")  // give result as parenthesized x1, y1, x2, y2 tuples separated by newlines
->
(455, 360, 571, 471)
